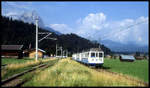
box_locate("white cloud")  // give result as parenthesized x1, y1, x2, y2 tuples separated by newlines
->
(49, 12, 107, 35)
(80, 12, 106, 30)
(2, 2, 34, 17)
(138, 37, 142, 41)
(75, 12, 107, 39)
(100, 16, 148, 45)
(49, 24, 74, 34)
(74, 13, 148, 46)
(5, 12, 18, 16)
(49, 12, 148, 46)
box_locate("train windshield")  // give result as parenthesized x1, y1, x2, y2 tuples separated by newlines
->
(91, 53, 95, 57)
(99, 53, 103, 57)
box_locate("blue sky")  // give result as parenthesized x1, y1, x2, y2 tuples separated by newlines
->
(2, 1, 149, 45)
(26, 2, 149, 26)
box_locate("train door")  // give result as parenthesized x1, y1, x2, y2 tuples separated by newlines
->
(89, 51, 96, 63)
(99, 52, 104, 63)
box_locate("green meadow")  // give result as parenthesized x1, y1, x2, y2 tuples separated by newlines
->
(103, 58, 149, 83)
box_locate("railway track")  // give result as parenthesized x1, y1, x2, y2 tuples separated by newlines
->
(1, 64, 8, 69)
(1, 59, 59, 87)
(93, 68, 149, 86)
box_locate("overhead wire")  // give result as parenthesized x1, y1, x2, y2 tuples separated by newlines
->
(100, 19, 148, 40)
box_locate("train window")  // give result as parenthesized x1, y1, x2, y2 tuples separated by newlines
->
(81, 54, 84, 57)
(96, 53, 98, 57)
(99, 53, 103, 57)
(85, 53, 89, 58)
(91, 53, 95, 57)
(77, 54, 79, 58)
(83, 54, 85, 58)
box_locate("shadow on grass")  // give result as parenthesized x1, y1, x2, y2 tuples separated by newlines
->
(22, 58, 34, 60)
(101, 66, 111, 69)
(96, 66, 111, 70)
(23, 59, 34, 60)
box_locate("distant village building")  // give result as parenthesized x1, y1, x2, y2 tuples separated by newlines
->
(134, 56, 145, 60)
(134, 53, 147, 60)
(119, 54, 135, 62)
(146, 55, 149, 60)
(23, 48, 46, 58)
(106, 55, 111, 58)
(1, 45, 24, 59)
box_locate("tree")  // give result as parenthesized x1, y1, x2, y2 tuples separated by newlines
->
(135, 52, 140, 57)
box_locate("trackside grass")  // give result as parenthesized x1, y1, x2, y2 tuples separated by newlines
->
(103, 58, 149, 83)
(19, 59, 59, 84)
(1, 58, 56, 80)
(23, 58, 146, 87)
(1, 58, 34, 65)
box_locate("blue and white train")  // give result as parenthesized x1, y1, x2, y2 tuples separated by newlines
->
(72, 48, 104, 67)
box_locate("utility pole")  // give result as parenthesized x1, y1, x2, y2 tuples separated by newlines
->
(56, 45, 63, 58)
(34, 16, 56, 61)
(35, 18, 38, 61)
(61, 47, 63, 58)
(56, 44, 57, 57)
(66, 50, 68, 57)
(63, 50, 65, 58)
(99, 37, 101, 50)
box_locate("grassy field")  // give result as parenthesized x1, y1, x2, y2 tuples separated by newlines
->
(23, 58, 146, 87)
(1, 57, 57, 80)
(19, 59, 59, 85)
(1, 57, 49, 65)
(103, 58, 149, 83)
(1, 57, 34, 65)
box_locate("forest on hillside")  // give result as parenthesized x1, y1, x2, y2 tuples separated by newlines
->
(1, 16, 111, 56)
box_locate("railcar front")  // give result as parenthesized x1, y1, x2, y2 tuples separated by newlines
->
(72, 49, 104, 67)
(87, 51, 104, 67)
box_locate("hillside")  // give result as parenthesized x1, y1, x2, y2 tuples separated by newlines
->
(1, 16, 111, 56)
(101, 40, 148, 53)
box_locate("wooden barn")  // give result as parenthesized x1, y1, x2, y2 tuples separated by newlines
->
(1, 45, 24, 59)
(119, 54, 135, 62)
(23, 48, 46, 58)
(134, 56, 145, 60)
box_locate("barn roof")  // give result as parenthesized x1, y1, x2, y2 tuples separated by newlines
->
(1, 45, 23, 50)
(120, 54, 135, 60)
(38, 48, 46, 53)
(24, 48, 46, 53)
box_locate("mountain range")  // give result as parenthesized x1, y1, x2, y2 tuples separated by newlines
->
(101, 39, 148, 53)
(1, 16, 111, 56)
(4, 10, 148, 53)
(5, 10, 62, 35)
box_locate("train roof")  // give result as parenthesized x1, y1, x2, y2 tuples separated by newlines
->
(89, 48, 102, 51)
(72, 48, 103, 55)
